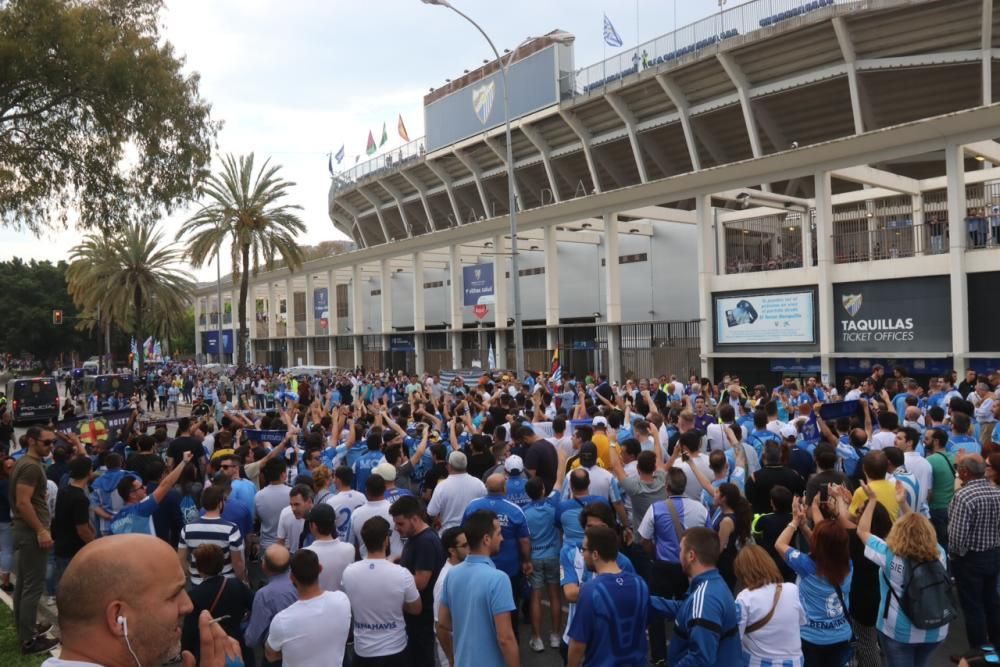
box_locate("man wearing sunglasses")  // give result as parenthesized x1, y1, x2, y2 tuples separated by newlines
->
(10, 426, 59, 654)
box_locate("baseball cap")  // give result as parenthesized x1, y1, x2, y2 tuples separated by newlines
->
(374, 462, 397, 482)
(504, 455, 524, 475)
(579, 442, 598, 467)
(448, 451, 468, 471)
(779, 425, 798, 440)
(592, 416, 609, 429)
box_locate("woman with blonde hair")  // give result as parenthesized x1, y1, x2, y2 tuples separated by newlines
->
(310, 465, 334, 505)
(857, 482, 951, 667)
(734, 544, 805, 666)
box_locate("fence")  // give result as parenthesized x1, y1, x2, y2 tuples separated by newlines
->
(723, 211, 805, 274)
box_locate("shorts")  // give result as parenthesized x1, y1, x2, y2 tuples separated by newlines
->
(529, 557, 559, 588)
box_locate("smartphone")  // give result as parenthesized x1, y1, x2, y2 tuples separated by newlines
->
(725, 299, 758, 327)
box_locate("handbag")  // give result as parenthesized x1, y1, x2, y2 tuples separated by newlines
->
(745, 583, 782, 634)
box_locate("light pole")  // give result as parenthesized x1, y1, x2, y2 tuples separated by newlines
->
(421, 1, 572, 380)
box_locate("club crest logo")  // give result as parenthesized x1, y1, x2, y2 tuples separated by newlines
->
(474, 268, 482, 281)
(472, 81, 496, 125)
(842, 293, 863, 317)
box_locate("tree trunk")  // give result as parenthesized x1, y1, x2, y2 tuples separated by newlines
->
(237, 243, 250, 372)
(134, 286, 144, 374)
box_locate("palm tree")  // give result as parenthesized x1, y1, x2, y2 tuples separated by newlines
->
(67, 222, 194, 371)
(177, 153, 306, 370)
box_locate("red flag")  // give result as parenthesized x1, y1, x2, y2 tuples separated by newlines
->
(398, 114, 410, 142)
(365, 130, 376, 156)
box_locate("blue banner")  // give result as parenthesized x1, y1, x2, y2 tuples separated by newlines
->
(204, 331, 233, 355)
(314, 287, 329, 322)
(390, 335, 415, 352)
(463, 263, 495, 307)
(244, 430, 287, 444)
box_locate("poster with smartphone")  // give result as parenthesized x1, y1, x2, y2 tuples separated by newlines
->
(714, 290, 815, 345)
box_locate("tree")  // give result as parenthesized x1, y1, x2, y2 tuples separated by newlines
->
(67, 222, 194, 370)
(178, 153, 306, 371)
(0, 0, 218, 232)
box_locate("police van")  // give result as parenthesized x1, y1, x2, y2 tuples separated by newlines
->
(82, 374, 135, 407)
(5, 377, 59, 424)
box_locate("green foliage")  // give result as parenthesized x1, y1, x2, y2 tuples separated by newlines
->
(67, 221, 194, 368)
(169, 307, 196, 357)
(0, 258, 100, 362)
(0, 0, 218, 232)
(178, 153, 306, 370)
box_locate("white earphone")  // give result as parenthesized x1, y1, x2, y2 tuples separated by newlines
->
(117, 614, 142, 667)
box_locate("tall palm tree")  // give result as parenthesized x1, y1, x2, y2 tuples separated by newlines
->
(177, 153, 306, 370)
(67, 223, 194, 371)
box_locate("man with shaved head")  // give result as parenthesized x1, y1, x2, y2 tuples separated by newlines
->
(43, 534, 241, 667)
(462, 472, 532, 631)
(949, 454, 1000, 654)
(243, 544, 296, 659)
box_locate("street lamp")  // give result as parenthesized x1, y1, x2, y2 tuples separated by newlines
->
(421, 0, 573, 380)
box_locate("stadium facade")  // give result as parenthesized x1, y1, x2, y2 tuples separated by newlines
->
(193, 0, 1000, 385)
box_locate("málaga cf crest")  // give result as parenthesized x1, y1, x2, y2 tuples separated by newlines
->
(472, 81, 496, 125)
(842, 293, 863, 317)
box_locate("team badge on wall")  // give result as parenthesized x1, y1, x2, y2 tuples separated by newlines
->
(472, 81, 495, 125)
(842, 293, 863, 317)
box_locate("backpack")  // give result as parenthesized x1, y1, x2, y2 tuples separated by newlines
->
(883, 557, 959, 630)
(179, 494, 200, 525)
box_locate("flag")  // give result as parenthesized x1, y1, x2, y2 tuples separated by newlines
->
(398, 114, 410, 142)
(366, 130, 376, 155)
(327, 153, 333, 176)
(550, 348, 562, 383)
(379, 122, 388, 147)
(488, 344, 496, 370)
(335, 144, 345, 164)
(603, 13, 623, 47)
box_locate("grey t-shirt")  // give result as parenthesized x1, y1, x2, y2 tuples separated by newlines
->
(254, 483, 290, 549)
(620, 470, 668, 527)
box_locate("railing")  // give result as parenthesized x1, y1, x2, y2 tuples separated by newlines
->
(561, 0, 846, 95)
(833, 223, 942, 263)
(723, 211, 806, 274)
(331, 137, 426, 194)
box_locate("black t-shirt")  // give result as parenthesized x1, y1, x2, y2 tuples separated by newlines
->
(754, 511, 796, 583)
(46, 461, 69, 486)
(126, 451, 161, 484)
(422, 462, 448, 496)
(181, 575, 254, 660)
(467, 452, 495, 481)
(399, 527, 446, 626)
(166, 436, 205, 479)
(52, 485, 90, 558)
(747, 466, 804, 515)
(0, 422, 13, 450)
(524, 439, 558, 494)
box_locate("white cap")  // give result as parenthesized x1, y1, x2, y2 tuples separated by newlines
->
(504, 455, 524, 475)
(780, 425, 798, 440)
(592, 416, 609, 428)
(373, 462, 397, 482)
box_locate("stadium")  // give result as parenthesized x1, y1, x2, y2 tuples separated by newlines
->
(193, 0, 1000, 387)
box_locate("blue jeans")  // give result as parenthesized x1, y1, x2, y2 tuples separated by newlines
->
(929, 508, 949, 552)
(953, 548, 1000, 649)
(52, 555, 73, 595)
(0, 521, 12, 574)
(879, 634, 941, 667)
(801, 639, 852, 667)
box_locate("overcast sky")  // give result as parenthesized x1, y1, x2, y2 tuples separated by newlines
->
(1, 0, 732, 281)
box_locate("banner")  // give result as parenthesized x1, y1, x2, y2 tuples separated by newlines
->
(56, 409, 133, 439)
(313, 287, 329, 322)
(390, 335, 415, 352)
(244, 429, 287, 444)
(204, 331, 234, 355)
(832, 276, 951, 353)
(714, 289, 816, 345)
(462, 263, 496, 307)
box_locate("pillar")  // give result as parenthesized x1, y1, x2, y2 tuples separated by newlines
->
(603, 213, 623, 383)
(413, 252, 426, 375)
(266, 282, 277, 339)
(801, 213, 813, 268)
(230, 288, 239, 365)
(351, 264, 364, 369)
(544, 225, 560, 352)
(284, 277, 294, 365)
(327, 269, 337, 368)
(492, 234, 509, 369)
(449, 245, 463, 370)
(194, 297, 203, 358)
(946, 143, 969, 369)
(815, 171, 836, 384)
(694, 197, 715, 380)
(380, 259, 393, 363)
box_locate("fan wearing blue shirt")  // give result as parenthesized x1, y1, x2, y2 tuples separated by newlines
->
(351, 431, 384, 492)
(556, 468, 611, 547)
(947, 412, 979, 457)
(110, 451, 193, 535)
(567, 525, 651, 667)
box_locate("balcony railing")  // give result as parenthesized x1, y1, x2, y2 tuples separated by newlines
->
(331, 137, 426, 194)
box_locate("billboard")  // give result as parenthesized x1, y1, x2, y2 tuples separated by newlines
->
(714, 289, 816, 346)
(463, 263, 496, 307)
(968, 272, 1000, 352)
(832, 276, 951, 353)
(313, 287, 329, 322)
(424, 46, 559, 153)
(204, 331, 233, 355)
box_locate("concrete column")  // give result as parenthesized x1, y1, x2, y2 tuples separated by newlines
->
(284, 278, 294, 338)
(911, 194, 925, 255)
(327, 270, 339, 335)
(815, 171, 836, 383)
(603, 213, 623, 383)
(380, 258, 393, 336)
(694, 196, 715, 380)
(543, 225, 560, 352)
(351, 264, 364, 369)
(266, 282, 277, 339)
(802, 213, 814, 268)
(945, 143, 969, 368)
(449, 245, 463, 370)
(304, 272, 315, 365)
(194, 297, 203, 358)
(717, 215, 729, 273)
(413, 253, 426, 375)
(492, 234, 509, 369)
(230, 288, 239, 365)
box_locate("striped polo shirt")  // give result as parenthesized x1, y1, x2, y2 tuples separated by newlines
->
(179, 516, 244, 585)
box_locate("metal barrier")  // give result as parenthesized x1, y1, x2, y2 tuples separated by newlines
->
(723, 211, 804, 274)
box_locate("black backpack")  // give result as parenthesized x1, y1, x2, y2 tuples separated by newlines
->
(883, 557, 959, 630)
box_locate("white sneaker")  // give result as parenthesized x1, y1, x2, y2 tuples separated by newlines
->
(549, 633, 561, 648)
(529, 637, 545, 652)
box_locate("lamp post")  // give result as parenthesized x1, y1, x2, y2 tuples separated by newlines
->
(421, 0, 573, 380)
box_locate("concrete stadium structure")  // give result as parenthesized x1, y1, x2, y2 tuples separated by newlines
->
(194, 0, 1000, 385)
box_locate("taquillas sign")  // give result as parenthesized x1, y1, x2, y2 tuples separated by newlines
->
(832, 276, 951, 353)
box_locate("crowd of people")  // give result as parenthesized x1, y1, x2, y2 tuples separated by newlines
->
(3, 362, 1000, 666)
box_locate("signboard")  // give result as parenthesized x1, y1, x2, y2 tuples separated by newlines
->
(473, 304, 488, 320)
(424, 46, 559, 153)
(714, 289, 816, 346)
(968, 272, 1000, 352)
(832, 276, 951, 353)
(463, 264, 496, 306)
(390, 335, 415, 352)
(313, 287, 329, 323)
(204, 331, 234, 355)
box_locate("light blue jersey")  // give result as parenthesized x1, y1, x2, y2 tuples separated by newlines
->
(784, 549, 853, 645)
